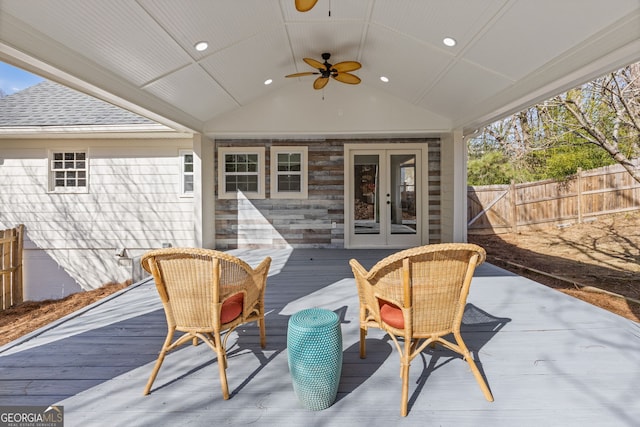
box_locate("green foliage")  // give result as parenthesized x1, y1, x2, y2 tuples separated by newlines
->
(467, 151, 518, 185)
(468, 139, 616, 185)
(527, 143, 614, 180)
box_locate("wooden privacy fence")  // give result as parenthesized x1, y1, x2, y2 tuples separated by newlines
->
(468, 162, 640, 234)
(1, 224, 24, 310)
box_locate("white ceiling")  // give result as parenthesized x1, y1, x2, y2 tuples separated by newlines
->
(1, 0, 639, 137)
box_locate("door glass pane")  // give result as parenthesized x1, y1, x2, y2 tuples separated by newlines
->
(389, 154, 417, 235)
(353, 154, 379, 235)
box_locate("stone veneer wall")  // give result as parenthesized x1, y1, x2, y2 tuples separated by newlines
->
(214, 138, 440, 249)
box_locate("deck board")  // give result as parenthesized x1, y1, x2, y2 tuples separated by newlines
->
(1, 248, 638, 426)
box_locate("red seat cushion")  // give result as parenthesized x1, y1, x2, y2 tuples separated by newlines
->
(220, 293, 243, 324)
(379, 301, 404, 329)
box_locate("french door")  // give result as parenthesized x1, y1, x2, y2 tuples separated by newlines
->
(345, 145, 424, 248)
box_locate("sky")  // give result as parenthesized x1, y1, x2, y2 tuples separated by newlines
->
(0, 61, 44, 95)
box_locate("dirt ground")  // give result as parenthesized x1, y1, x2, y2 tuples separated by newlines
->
(469, 211, 640, 323)
(1, 212, 638, 347)
(0, 281, 130, 346)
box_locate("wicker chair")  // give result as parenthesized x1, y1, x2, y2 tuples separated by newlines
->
(140, 247, 271, 399)
(349, 243, 493, 416)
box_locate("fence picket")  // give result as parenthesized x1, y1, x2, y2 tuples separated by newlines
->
(468, 162, 640, 234)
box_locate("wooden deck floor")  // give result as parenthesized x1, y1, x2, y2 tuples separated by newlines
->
(1, 248, 639, 426)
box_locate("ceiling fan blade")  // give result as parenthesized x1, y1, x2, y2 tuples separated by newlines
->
(313, 76, 329, 90)
(333, 72, 361, 85)
(303, 57, 325, 70)
(332, 61, 361, 73)
(295, 0, 318, 12)
(285, 72, 318, 78)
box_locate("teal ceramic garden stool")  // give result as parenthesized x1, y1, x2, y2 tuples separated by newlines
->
(287, 308, 343, 410)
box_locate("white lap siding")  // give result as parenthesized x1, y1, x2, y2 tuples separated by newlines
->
(0, 138, 194, 300)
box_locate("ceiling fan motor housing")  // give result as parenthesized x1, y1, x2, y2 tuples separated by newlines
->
(321, 53, 333, 77)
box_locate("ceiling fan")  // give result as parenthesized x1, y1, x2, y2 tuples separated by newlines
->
(295, 0, 318, 12)
(285, 53, 361, 90)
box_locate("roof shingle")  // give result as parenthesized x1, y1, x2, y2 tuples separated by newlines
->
(0, 80, 157, 127)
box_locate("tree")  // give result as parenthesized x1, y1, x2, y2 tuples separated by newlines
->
(469, 62, 640, 185)
(552, 63, 640, 183)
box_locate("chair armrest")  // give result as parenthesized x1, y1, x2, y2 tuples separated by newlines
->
(252, 256, 272, 289)
(349, 259, 368, 279)
(254, 256, 271, 276)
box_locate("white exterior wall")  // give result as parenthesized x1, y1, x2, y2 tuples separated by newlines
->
(0, 137, 194, 300)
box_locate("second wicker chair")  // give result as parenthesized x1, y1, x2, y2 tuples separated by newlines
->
(349, 243, 493, 416)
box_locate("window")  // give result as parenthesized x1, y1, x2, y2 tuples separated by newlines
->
(180, 150, 194, 196)
(270, 146, 308, 199)
(49, 150, 88, 193)
(218, 147, 265, 199)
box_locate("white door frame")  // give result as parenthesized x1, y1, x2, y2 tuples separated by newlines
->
(344, 143, 429, 248)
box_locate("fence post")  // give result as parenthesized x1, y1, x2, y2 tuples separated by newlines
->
(577, 168, 583, 224)
(510, 180, 517, 233)
(14, 225, 24, 305)
(1, 228, 10, 310)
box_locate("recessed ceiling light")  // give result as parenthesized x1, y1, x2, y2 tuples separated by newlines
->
(443, 37, 456, 47)
(264, 79, 273, 85)
(194, 41, 208, 52)
(380, 76, 389, 83)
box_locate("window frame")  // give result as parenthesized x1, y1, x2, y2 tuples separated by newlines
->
(217, 146, 265, 199)
(180, 149, 194, 197)
(48, 149, 89, 193)
(270, 146, 308, 199)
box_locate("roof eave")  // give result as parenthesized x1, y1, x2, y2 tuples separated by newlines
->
(0, 124, 193, 139)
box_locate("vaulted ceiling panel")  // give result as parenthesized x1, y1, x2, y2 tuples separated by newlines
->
(2, 0, 191, 86)
(360, 25, 453, 104)
(140, 0, 284, 60)
(143, 65, 237, 122)
(199, 28, 293, 106)
(371, 0, 505, 53)
(464, 0, 640, 81)
(419, 59, 513, 121)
